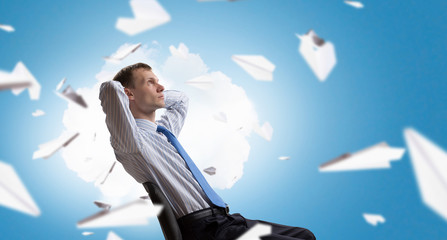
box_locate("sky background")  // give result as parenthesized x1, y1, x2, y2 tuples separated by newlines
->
(1, 0, 447, 239)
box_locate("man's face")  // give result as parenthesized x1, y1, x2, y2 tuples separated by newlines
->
(126, 68, 165, 114)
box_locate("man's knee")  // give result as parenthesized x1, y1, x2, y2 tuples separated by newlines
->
(302, 228, 316, 240)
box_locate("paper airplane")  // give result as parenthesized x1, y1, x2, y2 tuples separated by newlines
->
(0, 160, 41, 216)
(185, 75, 214, 90)
(197, 0, 240, 2)
(104, 43, 142, 62)
(98, 161, 117, 185)
(204, 167, 216, 175)
(0, 24, 14, 32)
(56, 77, 66, 91)
(404, 128, 447, 222)
(77, 199, 163, 228)
(278, 156, 290, 161)
(363, 213, 385, 226)
(213, 112, 227, 123)
(254, 122, 273, 141)
(198, 0, 241, 2)
(232, 55, 275, 81)
(94, 201, 111, 210)
(107, 231, 123, 240)
(55, 79, 88, 108)
(116, 0, 171, 36)
(236, 223, 272, 240)
(345, 1, 364, 8)
(0, 62, 41, 100)
(297, 30, 336, 81)
(32, 109, 45, 117)
(82, 232, 94, 236)
(33, 131, 80, 159)
(319, 142, 405, 172)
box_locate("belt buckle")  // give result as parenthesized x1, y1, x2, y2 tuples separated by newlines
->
(225, 205, 230, 215)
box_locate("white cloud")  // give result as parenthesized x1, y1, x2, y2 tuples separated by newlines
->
(61, 41, 266, 203)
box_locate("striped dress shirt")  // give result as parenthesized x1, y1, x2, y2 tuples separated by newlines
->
(99, 80, 211, 218)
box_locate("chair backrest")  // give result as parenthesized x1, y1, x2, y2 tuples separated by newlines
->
(143, 181, 183, 240)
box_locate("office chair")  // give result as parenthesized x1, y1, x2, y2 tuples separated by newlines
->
(143, 181, 183, 240)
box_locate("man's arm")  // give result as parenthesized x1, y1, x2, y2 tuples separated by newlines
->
(157, 90, 189, 137)
(99, 81, 140, 153)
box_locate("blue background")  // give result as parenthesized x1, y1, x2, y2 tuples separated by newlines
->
(1, 0, 447, 239)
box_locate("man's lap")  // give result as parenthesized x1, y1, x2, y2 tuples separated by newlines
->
(179, 213, 316, 240)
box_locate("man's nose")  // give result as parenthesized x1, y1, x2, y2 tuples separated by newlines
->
(157, 83, 165, 92)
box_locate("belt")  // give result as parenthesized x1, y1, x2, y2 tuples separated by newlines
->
(177, 206, 229, 227)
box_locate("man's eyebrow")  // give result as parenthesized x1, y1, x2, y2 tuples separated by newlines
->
(146, 77, 159, 82)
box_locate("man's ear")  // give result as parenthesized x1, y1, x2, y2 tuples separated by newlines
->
(124, 88, 135, 101)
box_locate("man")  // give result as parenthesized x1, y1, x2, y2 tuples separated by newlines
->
(100, 62, 316, 240)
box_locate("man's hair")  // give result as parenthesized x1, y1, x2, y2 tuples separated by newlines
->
(113, 62, 152, 88)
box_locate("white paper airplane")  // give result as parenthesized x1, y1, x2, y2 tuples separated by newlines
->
(104, 43, 142, 62)
(297, 30, 337, 82)
(107, 231, 123, 240)
(236, 223, 272, 240)
(319, 142, 405, 172)
(213, 112, 227, 123)
(0, 62, 41, 100)
(98, 161, 117, 185)
(82, 231, 94, 236)
(32, 109, 45, 117)
(56, 77, 66, 91)
(232, 55, 275, 81)
(0, 24, 14, 32)
(198, 0, 241, 2)
(345, 1, 364, 9)
(278, 156, 290, 161)
(185, 75, 214, 90)
(77, 199, 163, 228)
(0, 160, 41, 217)
(254, 122, 273, 141)
(33, 132, 80, 159)
(363, 213, 385, 226)
(94, 201, 111, 210)
(55, 80, 88, 108)
(116, 0, 171, 36)
(404, 128, 447, 222)
(204, 167, 216, 175)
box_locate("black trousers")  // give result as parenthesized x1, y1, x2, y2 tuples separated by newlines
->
(178, 212, 316, 240)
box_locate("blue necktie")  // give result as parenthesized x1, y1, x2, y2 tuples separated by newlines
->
(157, 125, 226, 208)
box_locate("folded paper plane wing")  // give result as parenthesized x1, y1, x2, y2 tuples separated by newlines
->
(253, 122, 273, 141)
(345, 1, 364, 8)
(56, 78, 66, 91)
(185, 75, 214, 90)
(116, 0, 171, 36)
(104, 43, 142, 62)
(107, 231, 123, 240)
(33, 132, 79, 159)
(363, 213, 385, 226)
(0, 62, 41, 100)
(77, 199, 163, 228)
(0, 161, 41, 216)
(404, 128, 447, 222)
(236, 222, 272, 240)
(232, 55, 275, 81)
(213, 112, 227, 123)
(204, 167, 216, 175)
(319, 142, 405, 172)
(297, 30, 336, 82)
(56, 85, 88, 108)
(0, 24, 15, 32)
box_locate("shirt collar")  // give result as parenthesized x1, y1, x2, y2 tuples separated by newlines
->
(135, 119, 157, 133)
